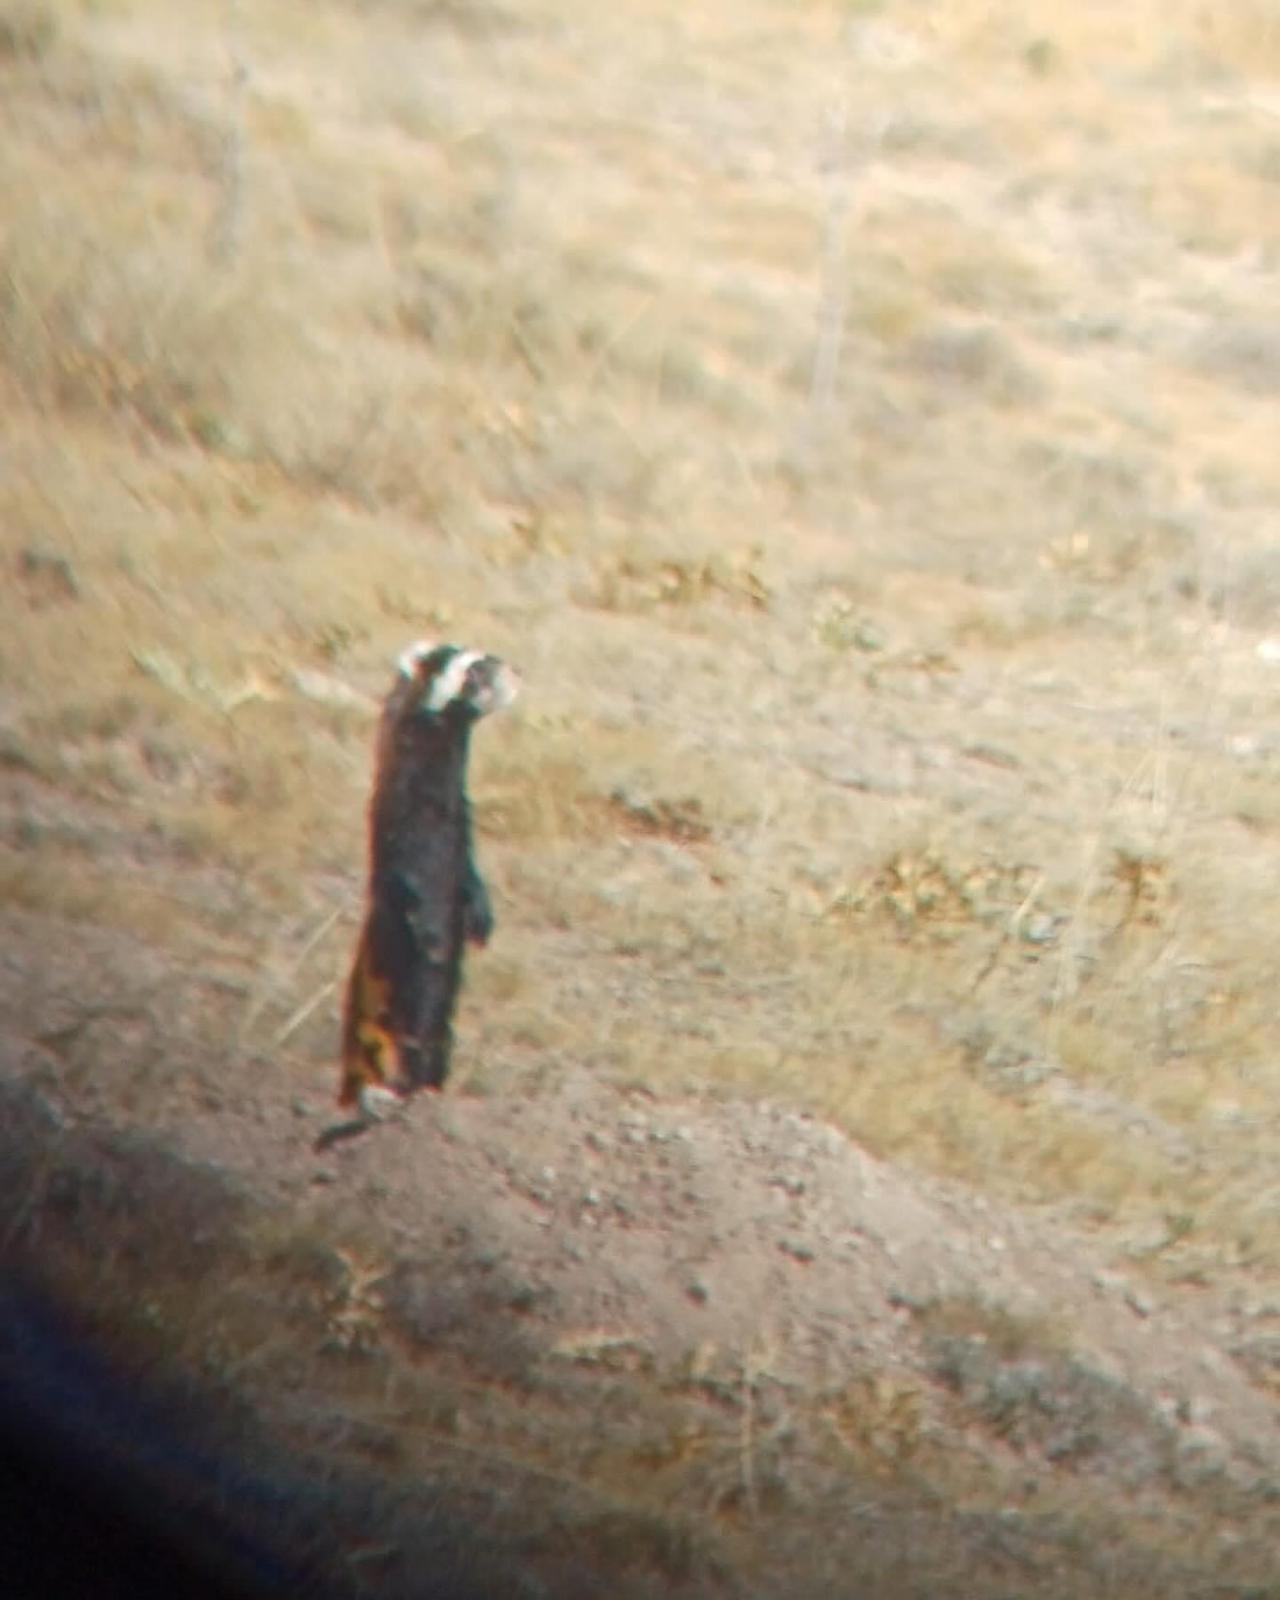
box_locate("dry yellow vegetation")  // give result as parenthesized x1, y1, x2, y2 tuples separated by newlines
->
(2, 0, 1278, 1593)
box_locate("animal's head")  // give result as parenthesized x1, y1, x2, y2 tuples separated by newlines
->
(395, 641, 520, 721)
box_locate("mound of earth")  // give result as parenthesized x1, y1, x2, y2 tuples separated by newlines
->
(1, 908, 1276, 1598)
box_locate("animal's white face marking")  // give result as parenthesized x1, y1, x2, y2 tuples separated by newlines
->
(392, 641, 520, 718)
(424, 649, 482, 712)
(397, 639, 437, 679)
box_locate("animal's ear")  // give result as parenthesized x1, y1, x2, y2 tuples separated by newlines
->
(397, 640, 437, 679)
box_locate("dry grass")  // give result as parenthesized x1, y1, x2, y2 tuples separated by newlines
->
(3, 0, 1279, 1591)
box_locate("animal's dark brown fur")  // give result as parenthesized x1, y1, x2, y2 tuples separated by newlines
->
(339, 644, 518, 1115)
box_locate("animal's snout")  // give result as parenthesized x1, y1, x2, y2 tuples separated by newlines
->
(474, 658, 520, 715)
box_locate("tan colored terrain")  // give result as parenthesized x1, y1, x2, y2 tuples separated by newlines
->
(2, 0, 1278, 1593)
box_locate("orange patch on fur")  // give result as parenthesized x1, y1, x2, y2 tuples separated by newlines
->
(339, 934, 403, 1107)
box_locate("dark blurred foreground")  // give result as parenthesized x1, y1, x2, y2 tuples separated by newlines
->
(0, 1271, 343, 1600)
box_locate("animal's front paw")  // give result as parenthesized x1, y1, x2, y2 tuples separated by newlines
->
(462, 876, 494, 947)
(356, 1083, 408, 1124)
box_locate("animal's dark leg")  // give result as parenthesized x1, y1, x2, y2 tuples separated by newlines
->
(460, 799, 493, 946)
(400, 959, 457, 1091)
(413, 1021, 453, 1090)
(370, 871, 447, 1091)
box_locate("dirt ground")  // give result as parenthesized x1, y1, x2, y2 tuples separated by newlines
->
(2, 0, 1279, 1593)
(2, 895, 1278, 1597)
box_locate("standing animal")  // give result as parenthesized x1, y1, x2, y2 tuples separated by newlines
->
(340, 641, 519, 1120)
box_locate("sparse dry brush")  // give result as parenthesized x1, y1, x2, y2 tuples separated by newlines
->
(2, 0, 1279, 1594)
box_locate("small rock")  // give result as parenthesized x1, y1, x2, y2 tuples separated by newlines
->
(1197, 1345, 1232, 1376)
(582, 1189, 601, 1207)
(312, 1167, 338, 1185)
(1173, 1425, 1230, 1488)
(780, 1237, 816, 1264)
(1177, 1395, 1214, 1426)
(18, 546, 80, 608)
(686, 1279, 710, 1305)
(290, 668, 374, 713)
(965, 742, 1021, 771)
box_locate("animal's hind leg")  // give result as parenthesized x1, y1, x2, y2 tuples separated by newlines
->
(399, 961, 457, 1091)
(409, 1023, 453, 1090)
(402, 1018, 453, 1091)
